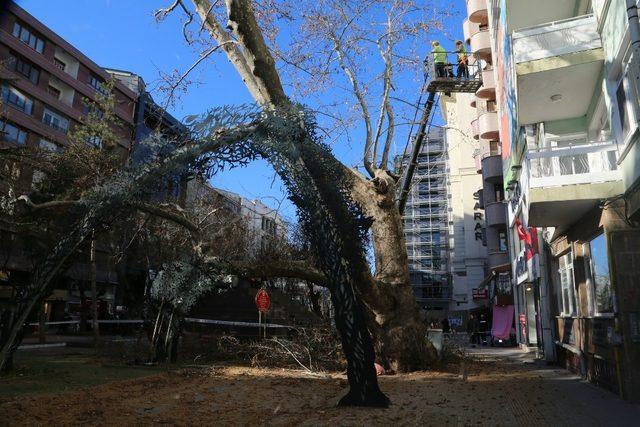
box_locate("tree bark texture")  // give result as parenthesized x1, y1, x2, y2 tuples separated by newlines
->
(348, 169, 434, 371)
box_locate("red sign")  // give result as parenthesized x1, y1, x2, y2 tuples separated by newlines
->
(255, 289, 270, 313)
(472, 288, 488, 300)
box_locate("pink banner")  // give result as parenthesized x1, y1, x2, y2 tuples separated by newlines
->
(491, 305, 515, 340)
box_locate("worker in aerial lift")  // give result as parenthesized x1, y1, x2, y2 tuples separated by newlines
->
(455, 40, 469, 78)
(431, 40, 448, 78)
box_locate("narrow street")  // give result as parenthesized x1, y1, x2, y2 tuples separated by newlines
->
(2, 346, 639, 426)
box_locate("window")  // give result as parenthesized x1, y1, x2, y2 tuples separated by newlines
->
(1, 85, 33, 114)
(261, 217, 276, 235)
(42, 108, 70, 133)
(88, 75, 108, 96)
(615, 65, 638, 144)
(587, 234, 613, 315)
(53, 58, 66, 71)
(86, 135, 102, 148)
(0, 121, 28, 144)
(495, 184, 504, 202)
(498, 231, 508, 251)
(82, 103, 104, 119)
(10, 53, 40, 85)
(12, 21, 45, 53)
(39, 138, 59, 151)
(558, 252, 577, 316)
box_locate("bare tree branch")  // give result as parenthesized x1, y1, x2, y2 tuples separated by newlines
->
(328, 30, 374, 177)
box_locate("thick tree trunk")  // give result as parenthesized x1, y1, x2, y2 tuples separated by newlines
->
(348, 169, 435, 371)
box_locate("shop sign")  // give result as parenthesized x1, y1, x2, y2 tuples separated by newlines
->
(472, 288, 488, 300)
(515, 249, 528, 284)
(473, 192, 484, 242)
(496, 273, 512, 295)
(515, 249, 539, 285)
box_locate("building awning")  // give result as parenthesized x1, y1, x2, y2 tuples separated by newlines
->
(477, 263, 511, 289)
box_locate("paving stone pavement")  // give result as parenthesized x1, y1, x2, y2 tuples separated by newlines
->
(464, 346, 640, 426)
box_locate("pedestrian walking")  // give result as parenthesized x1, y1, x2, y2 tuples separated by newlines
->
(442, 317, 450, 334)
(467, 314, 478, 345)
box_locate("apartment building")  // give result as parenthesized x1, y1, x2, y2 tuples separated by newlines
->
(464, 0, 512, 295)
(0, 2, 139, 321)
(441, 92, 489, 322)
(484, 0, 640, 401)
(0, 2, 190, 324)
(400, 128, 451, 313)
(0, 2, 137, 154)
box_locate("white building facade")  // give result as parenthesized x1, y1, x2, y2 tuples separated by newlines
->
(441, 92, 489, 320)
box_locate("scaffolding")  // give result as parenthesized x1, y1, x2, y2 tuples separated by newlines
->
(396, 52, 483, 311)
(400, 128, 451, 309)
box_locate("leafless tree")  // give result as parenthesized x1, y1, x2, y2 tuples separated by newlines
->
(154, 0, 446, 375)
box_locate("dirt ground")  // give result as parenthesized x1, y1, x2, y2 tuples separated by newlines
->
(1, 349, 639, 426)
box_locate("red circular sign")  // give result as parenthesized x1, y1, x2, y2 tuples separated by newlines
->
(255, 289, 270, 313)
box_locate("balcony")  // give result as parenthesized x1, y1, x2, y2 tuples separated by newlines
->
(481, 154, 502, 182)
(467, 0, 488, 24)
(476, 67, 495, 99)
(478, 111, 499, 140)
(526, 140, 624, 228)
(488, 251, 510, 269)
(474, 151, 482, 174)
(512, 15, 604, 125)
(463, 18, 480, 44)
(485, 201, 507, 227)
(470, 30, 491, 61)
(471, 117, 480, 140)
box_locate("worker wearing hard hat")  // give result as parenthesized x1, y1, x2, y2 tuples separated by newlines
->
(455, 40, 469, 78)
(431, 41, 448, 78)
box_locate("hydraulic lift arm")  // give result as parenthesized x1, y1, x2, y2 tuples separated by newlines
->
(397, 90, 437, 215)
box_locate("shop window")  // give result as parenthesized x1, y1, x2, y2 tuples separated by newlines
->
(586, 234, 613, 315)
(558, 252, 577, 316)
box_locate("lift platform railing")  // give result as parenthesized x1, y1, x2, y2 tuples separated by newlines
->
(397, 51, 484, 214)
(424, 51, 483, 93)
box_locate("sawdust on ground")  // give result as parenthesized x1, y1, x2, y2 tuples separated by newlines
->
(0, 357, 577, 426)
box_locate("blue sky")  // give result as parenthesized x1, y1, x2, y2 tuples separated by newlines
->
(16, 0, 465, 222)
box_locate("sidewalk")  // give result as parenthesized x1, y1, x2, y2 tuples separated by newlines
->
(465, 346, 640, 426)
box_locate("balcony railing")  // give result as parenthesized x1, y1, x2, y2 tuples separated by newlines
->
(527, 140, 620, 188)
(512, 14, 601, 64)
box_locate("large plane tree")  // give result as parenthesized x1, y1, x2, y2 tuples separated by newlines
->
(156, 0, 445, 372)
